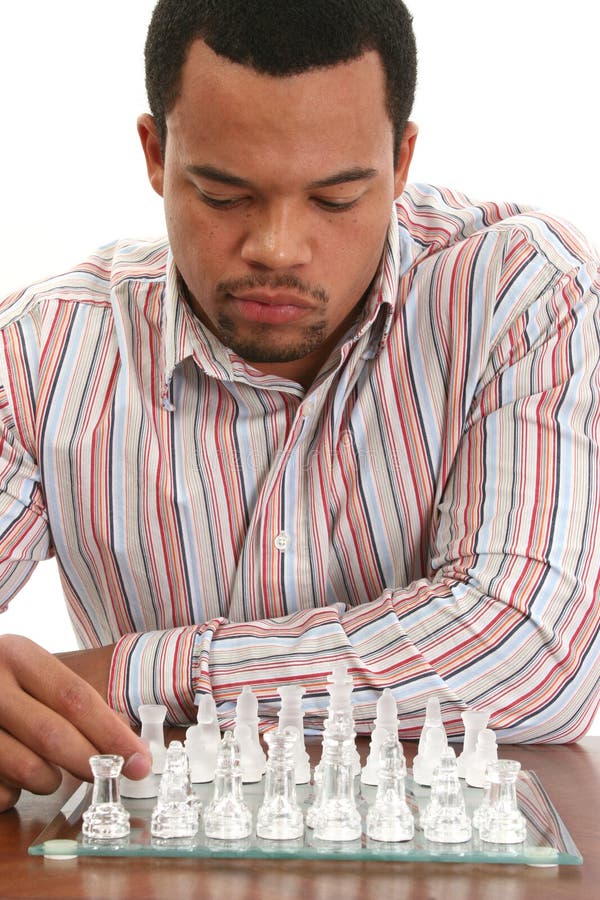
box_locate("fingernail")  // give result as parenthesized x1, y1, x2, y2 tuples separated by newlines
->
(123, 751, 152, 779)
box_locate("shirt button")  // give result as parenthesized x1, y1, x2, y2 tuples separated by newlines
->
(274, 532, 290, 551)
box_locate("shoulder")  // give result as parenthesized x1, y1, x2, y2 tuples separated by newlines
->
(397, 183, 599, 278)
(0, 237, 170, 331)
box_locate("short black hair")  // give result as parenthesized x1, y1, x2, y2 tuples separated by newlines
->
(145, 0, 417, 159)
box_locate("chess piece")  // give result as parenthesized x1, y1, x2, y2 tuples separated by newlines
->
(366, 734, 414, 841)
(361, 688, 399, 785)
(233, 685, 267, 782)
(278, 685, 310, 784)
(150, 741, 199, 839)
(478, 760, 527, 843)
(465, 728, 498, 788)
(422, 747, 471, 843)
(457, 709, 490, 778)
(139, 704, 168, 775)
(412, 697, 448, 786)
(313, 709, 362, 841)
(256, 727, 304, 840)
(322, 663, 361, 777)
(82, 755, 130, 840)
(185, 693, 221, 783)
(204, 731, 253, 840)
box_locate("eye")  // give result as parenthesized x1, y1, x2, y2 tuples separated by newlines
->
(196, 190, 247, 210)
(313, 196, 360, 212)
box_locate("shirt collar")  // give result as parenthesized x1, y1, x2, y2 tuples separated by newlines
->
(160, 203, 403, 397)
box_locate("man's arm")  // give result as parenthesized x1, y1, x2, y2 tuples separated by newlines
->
(110, 231, 600, 743)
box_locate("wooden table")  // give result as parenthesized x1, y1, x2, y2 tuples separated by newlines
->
(1, 737, 597, 900)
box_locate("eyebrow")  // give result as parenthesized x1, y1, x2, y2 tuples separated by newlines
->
(186, 164, 378, 190)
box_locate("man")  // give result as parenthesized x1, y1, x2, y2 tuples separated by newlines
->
(0, 0, 599, 813)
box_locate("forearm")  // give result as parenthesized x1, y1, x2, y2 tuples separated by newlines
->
(56, 644, 116, 702)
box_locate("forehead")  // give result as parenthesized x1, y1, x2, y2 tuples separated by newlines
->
(166, 40, 394, 174)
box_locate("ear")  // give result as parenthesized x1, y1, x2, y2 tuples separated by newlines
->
(137, 114, 165, 198)
(393, 121, 418, 198)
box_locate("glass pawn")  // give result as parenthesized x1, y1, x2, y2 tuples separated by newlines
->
(313, 709, 362, 842)
(422, 747, 471, 843)
(233, 685, 267, 782)
(465, 728, 498, 788)
(457, 709, 490, 778)
(185, 693, 221, 783)
(361, 688, 399, 785)
(366, 734, 414, 841)
(412, 722, 448, 787)
(150, 741, 199, 839)
(203, 731, 253, 840)
(256, 727, 304, 840)
(82, 755, 130, 840)
(479, 760, 527, 844)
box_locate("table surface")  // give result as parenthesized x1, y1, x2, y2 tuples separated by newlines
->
(1, 736, 598, 900)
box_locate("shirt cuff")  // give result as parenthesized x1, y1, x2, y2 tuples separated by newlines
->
(109, 622, 224, 726)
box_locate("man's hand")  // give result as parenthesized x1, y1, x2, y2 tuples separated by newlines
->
(0, 634, 152, 812)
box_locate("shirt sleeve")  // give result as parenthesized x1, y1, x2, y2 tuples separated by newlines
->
(0, 325, 52, 609)
(190, 253, 600, 744)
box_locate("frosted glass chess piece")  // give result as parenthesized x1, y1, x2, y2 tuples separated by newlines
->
(324, 663, 361, 777)
(313, 709, 362, 841)
(185, 693, 221, 783)
(82, 755, 130, 840)
(233, 685, 267, 783)
(256, 727, 304, 840)
(465, 728, 498, 789)
(361, 688, 399, 785)
(150, 741, 199, 839)
(278, 685, 310, 784)
(413, 697, 448, 786)
(139, 704, 168, 775)
(366, 734, 414, 841)
(457, 709, 490, 778)
(204, 731, 253, 840)
(479, 760, 527, 843)
(422, 746, 472, 843)
(120, 707, 160, 799)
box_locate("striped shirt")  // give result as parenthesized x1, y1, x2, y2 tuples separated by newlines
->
(1, 184, 599, 742)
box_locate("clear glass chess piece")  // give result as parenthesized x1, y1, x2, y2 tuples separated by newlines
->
(324, 664, 362, 776)
(278, 685, 310, 784)
(82, 755, 130, 840)
(361, 688, 399, 786)
(478, 760, 527, 843)
(366, 734, 414, 841)
(203, 731, 253, 840)
(150, 741, 199, 839)
(313, 709, 362, 842)
(256, 727, 304, 840)
(422, 747, 472, 843)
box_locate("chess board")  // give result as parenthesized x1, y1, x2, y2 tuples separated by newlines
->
(29, 768, 582, 866)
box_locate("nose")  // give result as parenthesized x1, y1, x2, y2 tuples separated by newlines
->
(240, 201, 312, 269)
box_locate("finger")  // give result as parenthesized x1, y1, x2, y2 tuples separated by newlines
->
(0, 686, 102, 783)
(4, 637, 152, 778)
(0, 727, 62, 795)
(0, 780, 21, 814)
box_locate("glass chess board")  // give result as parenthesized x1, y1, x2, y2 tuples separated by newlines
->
(29, 768, 582, 866)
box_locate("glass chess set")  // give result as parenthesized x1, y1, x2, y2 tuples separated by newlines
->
(29, 666, 582, 866)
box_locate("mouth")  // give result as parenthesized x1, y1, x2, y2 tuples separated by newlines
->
(228, 291, 315, 325)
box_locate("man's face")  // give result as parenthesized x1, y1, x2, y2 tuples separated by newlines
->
(139, 41, 417, 384)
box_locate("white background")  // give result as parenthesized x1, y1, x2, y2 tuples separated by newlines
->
(0, 2, 598, 734)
